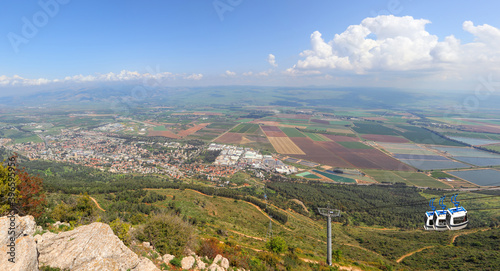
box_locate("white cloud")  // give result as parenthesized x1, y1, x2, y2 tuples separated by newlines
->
(289, 15, 500, 77)
(267, 54, 277, 67)
(225, 70, 236, 76)
(0, 70, 201, 88)
(184, 73, 203, 80)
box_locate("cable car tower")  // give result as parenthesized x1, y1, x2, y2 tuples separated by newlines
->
(318, 203, 341, 266)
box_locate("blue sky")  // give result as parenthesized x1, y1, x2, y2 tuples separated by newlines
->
(1, 0, 500, 94)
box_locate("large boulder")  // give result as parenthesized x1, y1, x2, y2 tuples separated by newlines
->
(37, 222, 158, 271)
(0, 215, 39, 271)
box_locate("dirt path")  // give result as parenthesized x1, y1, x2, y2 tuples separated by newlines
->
(450, 228, 488, 244)
(89, 196, 105, 212)
(396, 246, 434, 263)
(227, 229, 265, 241)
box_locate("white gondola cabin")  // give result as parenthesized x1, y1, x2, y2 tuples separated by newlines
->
(446, 194, 468, 230)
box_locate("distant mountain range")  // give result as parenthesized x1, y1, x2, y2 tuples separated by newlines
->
(2, 84, 500, 112)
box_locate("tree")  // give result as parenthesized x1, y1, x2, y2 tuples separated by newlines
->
(17, 168, 46, 218)
(265, 236, 288, 254)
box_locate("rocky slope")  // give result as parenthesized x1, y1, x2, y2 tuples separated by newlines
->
(0, 215, 239, 271)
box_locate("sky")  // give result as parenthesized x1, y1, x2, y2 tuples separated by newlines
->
(1, 0, 500, 96)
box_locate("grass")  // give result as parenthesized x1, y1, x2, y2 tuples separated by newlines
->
(279, 127, 306, 137)
(337, 141, 373, 149)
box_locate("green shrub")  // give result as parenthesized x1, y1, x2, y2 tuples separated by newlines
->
(170, 257, 182, 267)
(138, 213, 197, 256)
(265, 236, 288, 254)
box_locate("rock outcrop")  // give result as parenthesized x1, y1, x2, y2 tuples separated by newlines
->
(1, 215, 239, 271)
(0, 215, 39, 271)
(37, 222, 158, 271)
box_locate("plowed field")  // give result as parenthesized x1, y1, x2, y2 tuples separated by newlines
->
(214, 132, 243, 144)
(268, 137, 305, 154)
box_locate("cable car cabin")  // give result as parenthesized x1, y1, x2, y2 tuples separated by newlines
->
(424, 198, 436, 231)
(446, 206, 468, 230)
(424, 211, 435, 230)
(433, 210, 449, 231)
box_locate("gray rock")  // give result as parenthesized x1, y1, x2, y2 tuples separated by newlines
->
(181, 255, 195, 269)
(52, 221, 70, 228)
(195, 256, 206, 270)
(38, 222, 143, 271)
(132, 257, 159, 271)
(142, 241, 151, 249)
(213, 254, 223, 264)
(0, 215, 39, 271)
(220, 257, 230, 269)
(162, 254, 175, 264)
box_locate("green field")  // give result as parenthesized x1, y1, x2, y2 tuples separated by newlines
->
(396, 125, 466, 146)
(279, 127, 306, 137)
(329, 120, 352, 125)
(392, 171, 451, 189)
(304, 133, 329, 141)
(230, 123, 259, 133)
(312, 170, 356, 183)
(485, 144, 500, 152)
(352, 122, 398, 135)
(337, 141, 373, 149)
(153, 125, 168, 131)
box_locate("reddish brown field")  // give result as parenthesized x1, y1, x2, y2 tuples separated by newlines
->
(214, 132, 243, 144)
(318, 141, 414, 171)
(287, 137, 414, 171)
(310, 119, 330, 125)
(361, 134, 410, 143)
(289, 137, 352, 168)
(177, 123, 210, 137)
(261, 126, 287, 137)
(148, 130, 180, 139)
(323, 135, 360, 142)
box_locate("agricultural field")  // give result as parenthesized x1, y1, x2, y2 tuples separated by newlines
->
(395, 125, 466, 146)
(361, 134, 410, 143)
(295, 171, 321, 179)
(484, 144, 500, 152)
(447, 136, 500, 146)
(312, 170, 356, 183)
(213, 132, 243, 144)
(177, 123, 210, 137)
(447, 169, 500, 186)
(352, 122, 398, 135)
(336, 141, 373, 149)
(303, 132, 330, 141)
(261, 126, 287, 137)
(230, 123, 260, 133)
(267, 137, 305, 155)
(431, 146, 500, 166)
(279, 127, 306, 137)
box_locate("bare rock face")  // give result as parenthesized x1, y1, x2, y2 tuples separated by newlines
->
(220, 257, 230, 269)
(37, 222, 156, 271)
(0, 215, 39, 271)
